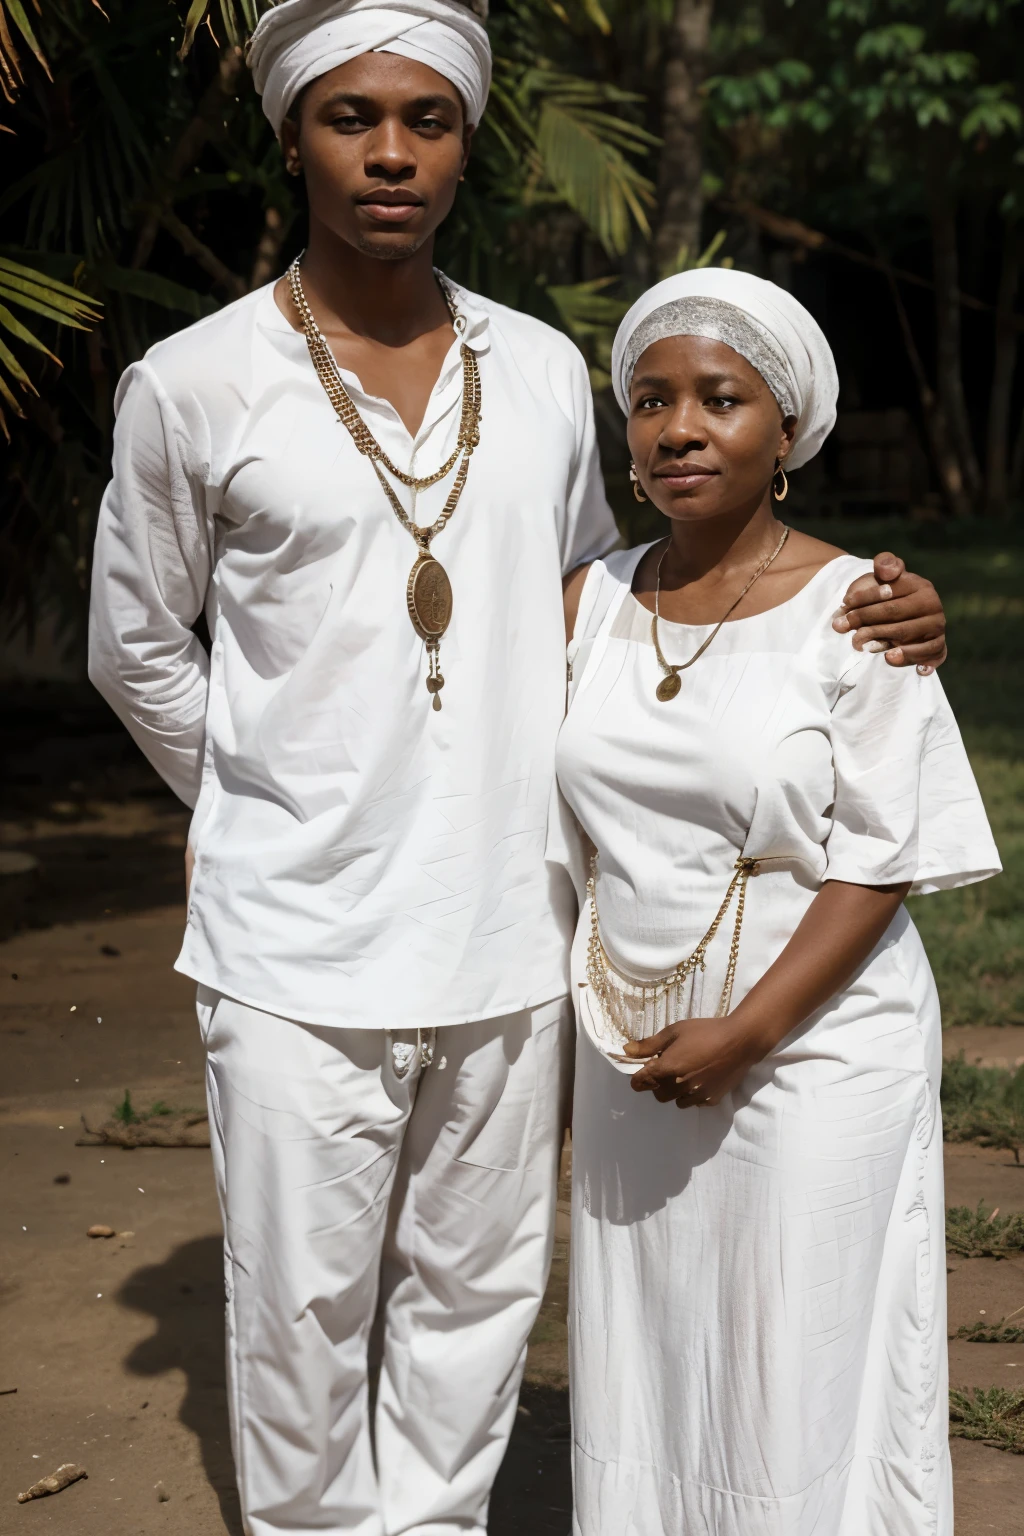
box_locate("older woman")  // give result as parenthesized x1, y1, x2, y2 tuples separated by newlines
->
(558, 270, 1000, 1536)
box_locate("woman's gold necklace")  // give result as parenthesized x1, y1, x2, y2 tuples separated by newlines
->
(651, 523, 790, 701)
(287, 255, 482, 710)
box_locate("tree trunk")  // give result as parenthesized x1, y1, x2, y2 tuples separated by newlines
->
(985, 224, 1021, 518)
(885, 268, 974, 520)
(927, 149, 983, 509)
(653, 0, 713, 277)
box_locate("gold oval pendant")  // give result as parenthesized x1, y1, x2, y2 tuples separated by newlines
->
(656, 672, 682, 702)
(407, 555, 453, 640)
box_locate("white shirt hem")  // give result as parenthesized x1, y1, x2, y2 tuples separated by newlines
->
(174, 957, 571, 1030)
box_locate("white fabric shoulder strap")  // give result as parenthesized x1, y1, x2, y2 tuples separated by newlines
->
(567, 543, 652, 706)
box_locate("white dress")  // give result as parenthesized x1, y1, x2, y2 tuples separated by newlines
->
(554, 545, 1000, 1536)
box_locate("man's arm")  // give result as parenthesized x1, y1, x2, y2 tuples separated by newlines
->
(834, 552, 946, 675)
(561, 347, 621, 575)
(88, 361, 212, 810)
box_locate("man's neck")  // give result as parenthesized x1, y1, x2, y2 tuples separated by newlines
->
(299, 217, 451, 349)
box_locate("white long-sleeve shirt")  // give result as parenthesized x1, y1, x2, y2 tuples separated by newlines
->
(89, 280, 618, 1028)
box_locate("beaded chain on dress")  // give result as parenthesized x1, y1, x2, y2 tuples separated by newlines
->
(585, 853, 760, 1043)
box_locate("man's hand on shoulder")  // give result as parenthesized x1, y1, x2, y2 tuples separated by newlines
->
(832, 552, 946, 676)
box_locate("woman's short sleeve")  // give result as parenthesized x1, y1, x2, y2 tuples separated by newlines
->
(825, 653, 1000, 895)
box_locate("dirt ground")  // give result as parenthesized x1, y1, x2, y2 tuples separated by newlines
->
(2, 696, 1023, 1533)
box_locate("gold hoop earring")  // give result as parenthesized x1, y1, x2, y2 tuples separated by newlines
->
(629, 464, 647, 503)
(772, 463, 789, 502)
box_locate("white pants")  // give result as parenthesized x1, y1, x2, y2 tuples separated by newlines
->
(198, 988, 572, 1536)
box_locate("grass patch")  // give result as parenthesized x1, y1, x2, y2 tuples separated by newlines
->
(942, 1057, 1024, 1160)
(949, 1386, 1024, 1452)
(112, 1090, 176, 1125)
(955, 1319, 1024, 1343)
(946, 1200, 1024, 1257)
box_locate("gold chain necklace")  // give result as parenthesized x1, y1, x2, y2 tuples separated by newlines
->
(651, 524, 789, 701)
(287, 255, 482, 710)
(586, 852, 760, 1042)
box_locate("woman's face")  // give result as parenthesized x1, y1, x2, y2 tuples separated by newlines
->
(281, 51, 472, 260)
(626, 335, 796, 524)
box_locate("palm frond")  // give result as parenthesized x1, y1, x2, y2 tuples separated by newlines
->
(180, 0, 270, 58)
(488, 65, 658, 257)
(534, 95, 656, 254)
(0, 0, 110, 107)
(0, 0, 52, 103)
(0, 256, 101, 438)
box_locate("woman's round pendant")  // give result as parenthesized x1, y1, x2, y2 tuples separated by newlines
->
(656, 672, 682, 702)
(407, 554, 453, 640)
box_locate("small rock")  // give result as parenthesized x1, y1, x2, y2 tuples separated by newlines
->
(154, 1481, 170, 1503)
(53, 1174, 71, 1185)
(86, 1225, 116, 1239)
(0, 851, 39, 877)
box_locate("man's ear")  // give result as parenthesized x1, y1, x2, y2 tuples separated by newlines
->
(281, 117, 300, 171)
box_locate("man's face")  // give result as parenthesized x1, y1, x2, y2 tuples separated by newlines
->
(282, 51, 473, 260)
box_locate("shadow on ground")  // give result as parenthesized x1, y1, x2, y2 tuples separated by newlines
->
(116, 1236, 573, 1536)
(0, 680, 190, 940)
(491, 1383, 572, 1534)
(118, 1236, 244, 1536)
(0, 820, 190, 940)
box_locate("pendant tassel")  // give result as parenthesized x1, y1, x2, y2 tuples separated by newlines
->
(426, 641, 444, 710)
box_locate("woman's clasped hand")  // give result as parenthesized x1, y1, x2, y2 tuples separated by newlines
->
(621, 1013, 764, 1105)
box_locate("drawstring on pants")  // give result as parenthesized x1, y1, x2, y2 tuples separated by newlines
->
(386, 1027, 439, 1080)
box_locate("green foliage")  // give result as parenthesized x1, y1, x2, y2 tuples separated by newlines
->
(529, 71, 657, 254)
(956, 1316, 1024, 1341)
(112, 1089, 178, 1123)
(0, 256, 101, 437)
(0, 0, 661, 657)
(946, 1199, 1024, 1255)
(0, 0, 56, 102)
(180, 0, 266, 57)
(941, 1058, 1024, 1158)
(112, 1088, 138, 1125)
(949, 1386, 1024, 1452)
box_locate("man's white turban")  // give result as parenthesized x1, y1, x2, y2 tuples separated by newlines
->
(611, 268, 839, 470)
(248, 0, 492, 137)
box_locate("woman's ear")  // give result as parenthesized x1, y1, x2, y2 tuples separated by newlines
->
(776, 414, 798, 465)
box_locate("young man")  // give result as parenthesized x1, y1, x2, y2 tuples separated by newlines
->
(88, 2, 949, 1532)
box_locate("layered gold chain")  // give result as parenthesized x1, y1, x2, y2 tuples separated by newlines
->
(585, 853, 760, 1042)
(286, 255, 482, 707)
(651, 524, 789, 701)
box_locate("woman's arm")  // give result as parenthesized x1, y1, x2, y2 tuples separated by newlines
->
(624, 877, 910, 1105)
